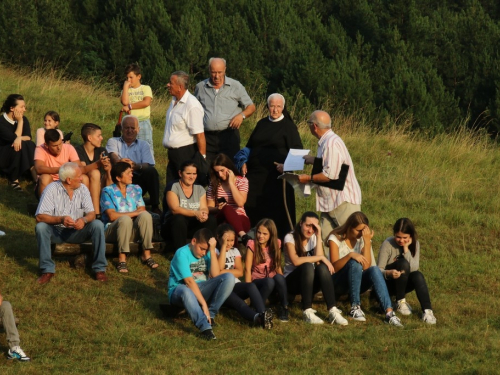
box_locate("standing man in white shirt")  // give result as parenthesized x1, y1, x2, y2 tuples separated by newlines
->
(299, 110, 362, 241)
(163, 71, 206, 185)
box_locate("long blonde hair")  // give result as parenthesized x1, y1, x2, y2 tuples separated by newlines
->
(328, 211, 369, 242)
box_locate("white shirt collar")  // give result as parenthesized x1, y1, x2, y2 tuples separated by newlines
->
(3, 113, 15, 124)
(268, 114, 284, 122)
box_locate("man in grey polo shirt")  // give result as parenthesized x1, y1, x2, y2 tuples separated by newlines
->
(195, 57, 256, 163)
(35, 162, 108, 284)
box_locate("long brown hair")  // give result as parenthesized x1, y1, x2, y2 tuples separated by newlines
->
(209, 153, 241, 201)
(253, 218, 281, 272)
(393, 218, 418, 257)
(328, 211, 369, 242)
(291, 211, 319, 257)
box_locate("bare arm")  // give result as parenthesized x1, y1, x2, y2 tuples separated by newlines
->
(122, 97, 152, 112)
(227, 171, 247, 207)
(166, 191, 196, 217)
(184, 277, 211, 323)
(228, 104, 257, 130)
(244, 248, 253, 282)
(34, 160, 60, 175)
(36, 212, 95, 229)
(105, 207, 145, 222)
(208, 238, 220, 278)
(217, 235, 244, 278)
(329, 237, 370, 272)
(360, 227, 374, 271)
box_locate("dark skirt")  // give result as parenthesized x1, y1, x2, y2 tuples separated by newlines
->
(0, 140, 36, 181)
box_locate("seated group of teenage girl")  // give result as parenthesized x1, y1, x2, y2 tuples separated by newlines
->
(163, 153, 436, 330)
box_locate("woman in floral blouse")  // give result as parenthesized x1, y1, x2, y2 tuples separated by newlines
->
(100, 161, 158, 273)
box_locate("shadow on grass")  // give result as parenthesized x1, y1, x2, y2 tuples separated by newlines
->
(0, 179, 39, 274)
(119, 277, 195, 336)
(0, 228, 39, 275)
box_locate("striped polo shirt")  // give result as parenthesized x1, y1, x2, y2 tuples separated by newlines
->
(35, 181, 94, 227)
(316, 130, 362, 213)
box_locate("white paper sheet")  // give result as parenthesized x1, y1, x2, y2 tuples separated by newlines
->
(278, 173, 314, 197)
(283, 149, 310, 172)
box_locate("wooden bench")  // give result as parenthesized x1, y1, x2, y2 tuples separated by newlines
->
(52, 242, 165, 256)
(52, 242, 165, 268)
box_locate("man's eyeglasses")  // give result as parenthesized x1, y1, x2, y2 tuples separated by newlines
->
(307, 120, 315, 127)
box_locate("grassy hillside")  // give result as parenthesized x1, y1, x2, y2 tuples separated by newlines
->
(0, 65, 499, 374)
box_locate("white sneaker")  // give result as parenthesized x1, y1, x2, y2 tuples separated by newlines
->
(7, 346, 30, 361)
(328, 306, 348, 326)
(0, 230, 5, 236)
(385, 311, 404, 328)
(397, 299, 412, 316)
(422, 309, 437, 325)
(303, 308, 324, 324)
(349, 305, 366, 322)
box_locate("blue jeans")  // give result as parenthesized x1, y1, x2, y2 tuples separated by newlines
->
(332, 259, 392, 311)
(169, 273, 235, 332)
(138, 119, 153, 156)
(36, 221, 108, 274)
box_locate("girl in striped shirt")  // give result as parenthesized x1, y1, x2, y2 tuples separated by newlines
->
(207, 153, 251, 245)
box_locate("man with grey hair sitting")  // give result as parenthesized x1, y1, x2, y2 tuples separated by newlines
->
(106, 115, 161, 214)
(35, 162, 108, 284)
(298, 110, 362, 241)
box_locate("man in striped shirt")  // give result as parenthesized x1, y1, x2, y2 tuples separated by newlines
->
(299, 110, 362, 242)
(35, 162, 108, 284)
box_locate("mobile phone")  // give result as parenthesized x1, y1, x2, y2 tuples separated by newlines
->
(101, 151, 108, 158)
(217, 197, 227, 204)
(62, 131, 73, 142)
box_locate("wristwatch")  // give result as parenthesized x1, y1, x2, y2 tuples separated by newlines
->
(241, 113, 246, 120)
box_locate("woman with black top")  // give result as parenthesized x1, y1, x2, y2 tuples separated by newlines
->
(0, 94, 36, 190)
(239, 93, 303, 239)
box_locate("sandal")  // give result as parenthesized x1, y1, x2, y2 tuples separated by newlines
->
(116, 261, 128, 273)
(9, 181, 22, 191)
(142, 257, 159, 269)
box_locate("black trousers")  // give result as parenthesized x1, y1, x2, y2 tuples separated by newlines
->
(385, 257, 432, 310)
(286, 263, 337, 310)
(205, 128, 240, 164)
(224, 282, 266, 322)
(132, 166, 160, 207)
(166, 144, 198, 185)
(161, 214, 217, 251)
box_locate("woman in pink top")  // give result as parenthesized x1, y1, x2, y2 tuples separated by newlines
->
(207, 153, 251, 245)
(245, 218, 289, 322)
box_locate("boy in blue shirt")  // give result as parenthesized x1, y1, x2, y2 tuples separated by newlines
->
(168, 228, 234, 340)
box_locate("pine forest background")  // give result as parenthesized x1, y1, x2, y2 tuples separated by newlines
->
(2, 0, 500, 135)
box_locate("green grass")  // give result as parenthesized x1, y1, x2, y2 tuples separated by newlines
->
(1, 64, 500, 374)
